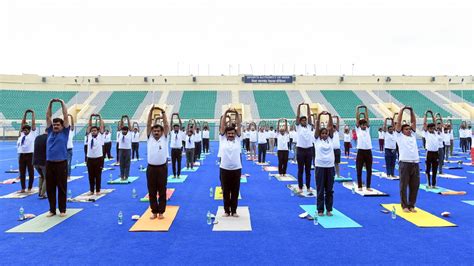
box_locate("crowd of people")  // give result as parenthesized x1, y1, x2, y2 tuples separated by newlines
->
(15, 99, 473, 219)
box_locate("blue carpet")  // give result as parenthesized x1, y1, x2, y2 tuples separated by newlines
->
(0, 140, 473, 264)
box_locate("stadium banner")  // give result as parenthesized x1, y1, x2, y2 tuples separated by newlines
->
(243, 75, 293, 84)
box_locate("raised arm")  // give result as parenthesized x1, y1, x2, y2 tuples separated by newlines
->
(46, 99, 54, 128)
(87, 114, 93, 134)
(295, 103, 302, 125)
(68, 114, 75, 131)
(30, 110, 36, 131)
(20, 110, 28, 135)
(59, 99, 70, 128)
(383, 118, 388, 132)
(333, 115, 340, 131)
(327, 112, 334, 138)
(98, 114, 104, 134)
(147, 106, 154, 137)
(162, 109, 169, 136)
(235, 110, 241, 136)
(423, 110, 429, 131)
(315, 113, 322, 137)
(355, 105, 361, 127)
(219, 112, 228, 135)
(306, 104, 312, 125)
(395, 107, 405, 132)
(364, 107, 369, 126)
(409, 107, 416, 131)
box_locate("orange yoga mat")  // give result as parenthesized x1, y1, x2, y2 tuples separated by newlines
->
(129, 206, 179, 232)
(140, 188, 175, 202)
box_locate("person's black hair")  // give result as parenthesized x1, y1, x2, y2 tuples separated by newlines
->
(152, 124, 164, 131)
(52, 118, 64, 126)
(387, 125, 393, 130)
(22, 125, 31, 131)
(173, 124, 179, 128)
(121, 126, 129, 131)
(401, 124, 411, 131)
(90, 126, 99, 131)
(319, 127, 328, 136)
(224, 126, 236, 134)
(299, 116, 307, 122)
(427, 123, 436, 128)
(359, 119, 368, 125)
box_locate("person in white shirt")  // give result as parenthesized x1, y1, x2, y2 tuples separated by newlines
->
(468, 126, 472, 149)
(202, 125, 210, 153)
(314, 111, 335, 216)
(343, 126, 351, 158)
(243, 128, 251, 154)
(194, 127, 202, 162)
(289, 126, 297, 161)
(219, 108, 242, 217)
(448, 123, 454, 156)
(131, 125, 140, 160)
(170, 114, 185, 178)
(102, 129, 113, 159)
(17, 109, 37, 193)
(115, 122, 121, 164)
(276, 120, 290, 176)
(249, 124, 258, 160)
(295, 103, 314, 193)
(355, 105, 373, 191)
(268, 126, 276, 153)
(378, 128, 384, 152)
(185, 125, 196, 169)
(459, 122, 469, 153)
(395, 106, 420, 213)
(423, 111, 440, 188)
(146, 106, 169, 220)
(257, 126, 267, 163)
(86, 114, 105, 195)
(435, 122, 445, 175)
(332, 116, 342, 178)
(443, 127, 451, 161)
(383, 118, 397, 178)
(66, 114, 75, 177)
(118, 116, 133, 180)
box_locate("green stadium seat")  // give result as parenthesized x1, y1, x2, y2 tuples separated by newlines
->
(253, 91, 295, 119)
(321, 90, 375, 119)
(99, 91, 148, 120)
(388, 90, 451, 117)
(451, 90, 474, 104)
(179, 91, 217, 119)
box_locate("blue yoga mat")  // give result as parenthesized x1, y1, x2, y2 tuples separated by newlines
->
(347, 165, 380, 172)
(462, 200, 474, 206)
(167, 175, 188, 183)
(241, 177, 248, 183)
(419, 185, 451, 194)
(182, 167, 199, 172)
(334, 176, 352, 182)
(299, 205, 362, 229)
(107, 176, 139, 184)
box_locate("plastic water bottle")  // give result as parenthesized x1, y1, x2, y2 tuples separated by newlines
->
(139, 164, 143, 170)
(268, 172, 272, 180)
(76, 160, 79, 166)
(118, 211, 123, 225)
(67, 189, 72, 199)
(391, 207, 396, 220)
(132, 188, 137, 199)
(207, 211, 212, 225)
(313, 212, 319, 225)
(215, 160, 219, 166)
(109, 173, 113, 182)
(19, 206, 25, 220)
(352, 182, 356, 194)
(395, 164, 399, 170)
(209, 187, 213, 198)
(348, 172, 351, 180)
(9, 164, 13, 171)
(291, 188, 295, 197)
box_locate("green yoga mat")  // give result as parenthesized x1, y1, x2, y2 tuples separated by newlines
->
(462, 200, 474, 206)
(6, 209, 83, 233)
(181, 167, 199, 172)
(107, 176, 139, 184)
(241, 177, 248, 183)
(334, 176, 352, 182)
(299, 205, 362, 229)
(419, 184, 451, 194)
(167, 175, 188, 183)
(347, 165, 380, 172)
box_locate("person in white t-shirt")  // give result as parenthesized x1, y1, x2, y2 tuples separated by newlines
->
(146, 106, 169, 220)
(289, 126, 297, 162)
(118, 116, 133, 180)
(378, 128, 385, 152)
(332, 116, 342, 178)
(314, 111, 335, 216)
(131, 125, 140, 160)
(66, 114, 75, 177)
(102, 129, 113, 159)
(257, 126, 267, 163)
(295, 103, 314, 193)
(423, 111, 440, 188)
(219, 108, 242, 217)
(193, 127, 202, 162)
(86, 114, 105, 195)
(248, 124, 258, 160)
(17, 109, 38, 193)
(355, 105, 373, 191)
(383, 118, 397, 178)
(343, 126, 351, 158)
(202, 125, 210, 153)
(184, 125, 196, 169)
(276, 120, 290, 176)
(443, 127, 451, 161)
(170, 114, 185, 178)
(459, 122, 469, 153)
(395, 106, 420, 213)
(268, 126, 276, 153)
(243, 128, 251, 154)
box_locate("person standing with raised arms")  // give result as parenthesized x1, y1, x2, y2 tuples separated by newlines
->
(355, 105, 373, 191)
(295, 103, 314, 194)
(17, 109, 37, 193)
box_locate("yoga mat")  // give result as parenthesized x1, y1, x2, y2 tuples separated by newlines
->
(181, 167, 199, 172)
(467, 171, 474, 174)
(71, 162, 87, 168)
(4, 169, 19, 173)
(6, 208, 83, 233)
(272, 174, 297, 181)
(139, 167, 147, 172)
(240, 177, 248, 183)
(70, 189, 115, 202)
(167, 175, 188, 183)
(443, 166, 463, 170)
(339, 161, 348, 165)
(140, 188, 175, 202)
(299, 205, 362, 229)
(131, 158, 144, 162)
(212, 206, 252, 231)
(0, 187, 39, 199)
(263, 166, 279, 172)
(256, 162, 270, 166)
(129, 206, 179, 232)
(469, 182, 474, 186)
(373, 172, 399, 180)
(438, 173, 467, 179)
(67, 176, 83, 182)
(286, 184, 316, 197)
(334, 176, 352, 182)
(373, 155, 385, 159)
(342, 182, 388, 197)
(381, 204, 456, 227)
(419, 184, 451, 193)
(1, 177, 20, 184)
(214, 186, 241, 200)
(347, 165, 380, 172)
(107, 176, 139, 184)
(83, 167, 114, 173)
(462, 200, 474, 206)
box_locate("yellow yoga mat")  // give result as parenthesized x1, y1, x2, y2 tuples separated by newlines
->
(129, 206, 179, 232)
(381, 204, 456, 228)
(214, 186, 241, 200)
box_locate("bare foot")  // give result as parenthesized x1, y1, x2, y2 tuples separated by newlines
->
(327, 211, 333, 216)
(46, 212, 56, 217)
(150, 213, 157, 220)
(366, 188, 373, 191)
(20, 190, 25, 193)
(27, 188, 32, 192)
(232, 213, 240, 218)
(88, 192, 94, 196)
(358, 187, 363, 191)
(403, 208, 410, 213)
(59, 213, 67, 217)
(318, 212, 325, 216)
(158, 214, 164, 219)
(95, 192, 101, 195)
(298, 189, 303, 194)
(222, 213, 230, 217)
(409, 208, 417, 213)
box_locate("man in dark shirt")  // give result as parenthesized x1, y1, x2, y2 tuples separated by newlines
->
(45, 99, 70, 217)
(33, 130, 48, 199)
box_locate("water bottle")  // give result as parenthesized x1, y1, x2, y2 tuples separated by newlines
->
(348, 172, 351, 180)
(109, 173, 113, 182)
(19, 206, 25, 220)
(9, 164, 13, 171)
(215, 160, 219, 166)
(391, 207, 396, 220)
(139, 164, 143, 170)
(118, 211, 123, 225)
(67, 189, 72, 199)
(352, 182, 356, 194)
(207, 211, 212, 225)
(209, 187, 214, 198)
(291, 188, 295, 197)
(395, 164, 399, 170)
(268, 172, 272, 180)
(76, 160, 79, 166)
(132, 188, 137, 199)
(313, 212, 319, 225)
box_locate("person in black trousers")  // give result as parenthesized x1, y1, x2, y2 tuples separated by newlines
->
(146, 106, 170, 219)
(170, 113, 184, 178)
(131, 126, 140, 160)
(34, 130, 48, 199)
(45, 98, 71, 217)
(277, 119, 289, 176)
(17, 109, 37, 193)
(355, 105, 373, 191)
(257, 126, 267, 163)
(102, 129, 113, 159)
(295, 103, 314, 194)
(86, 114, 105, 195)
(202, 125, 210, 153)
